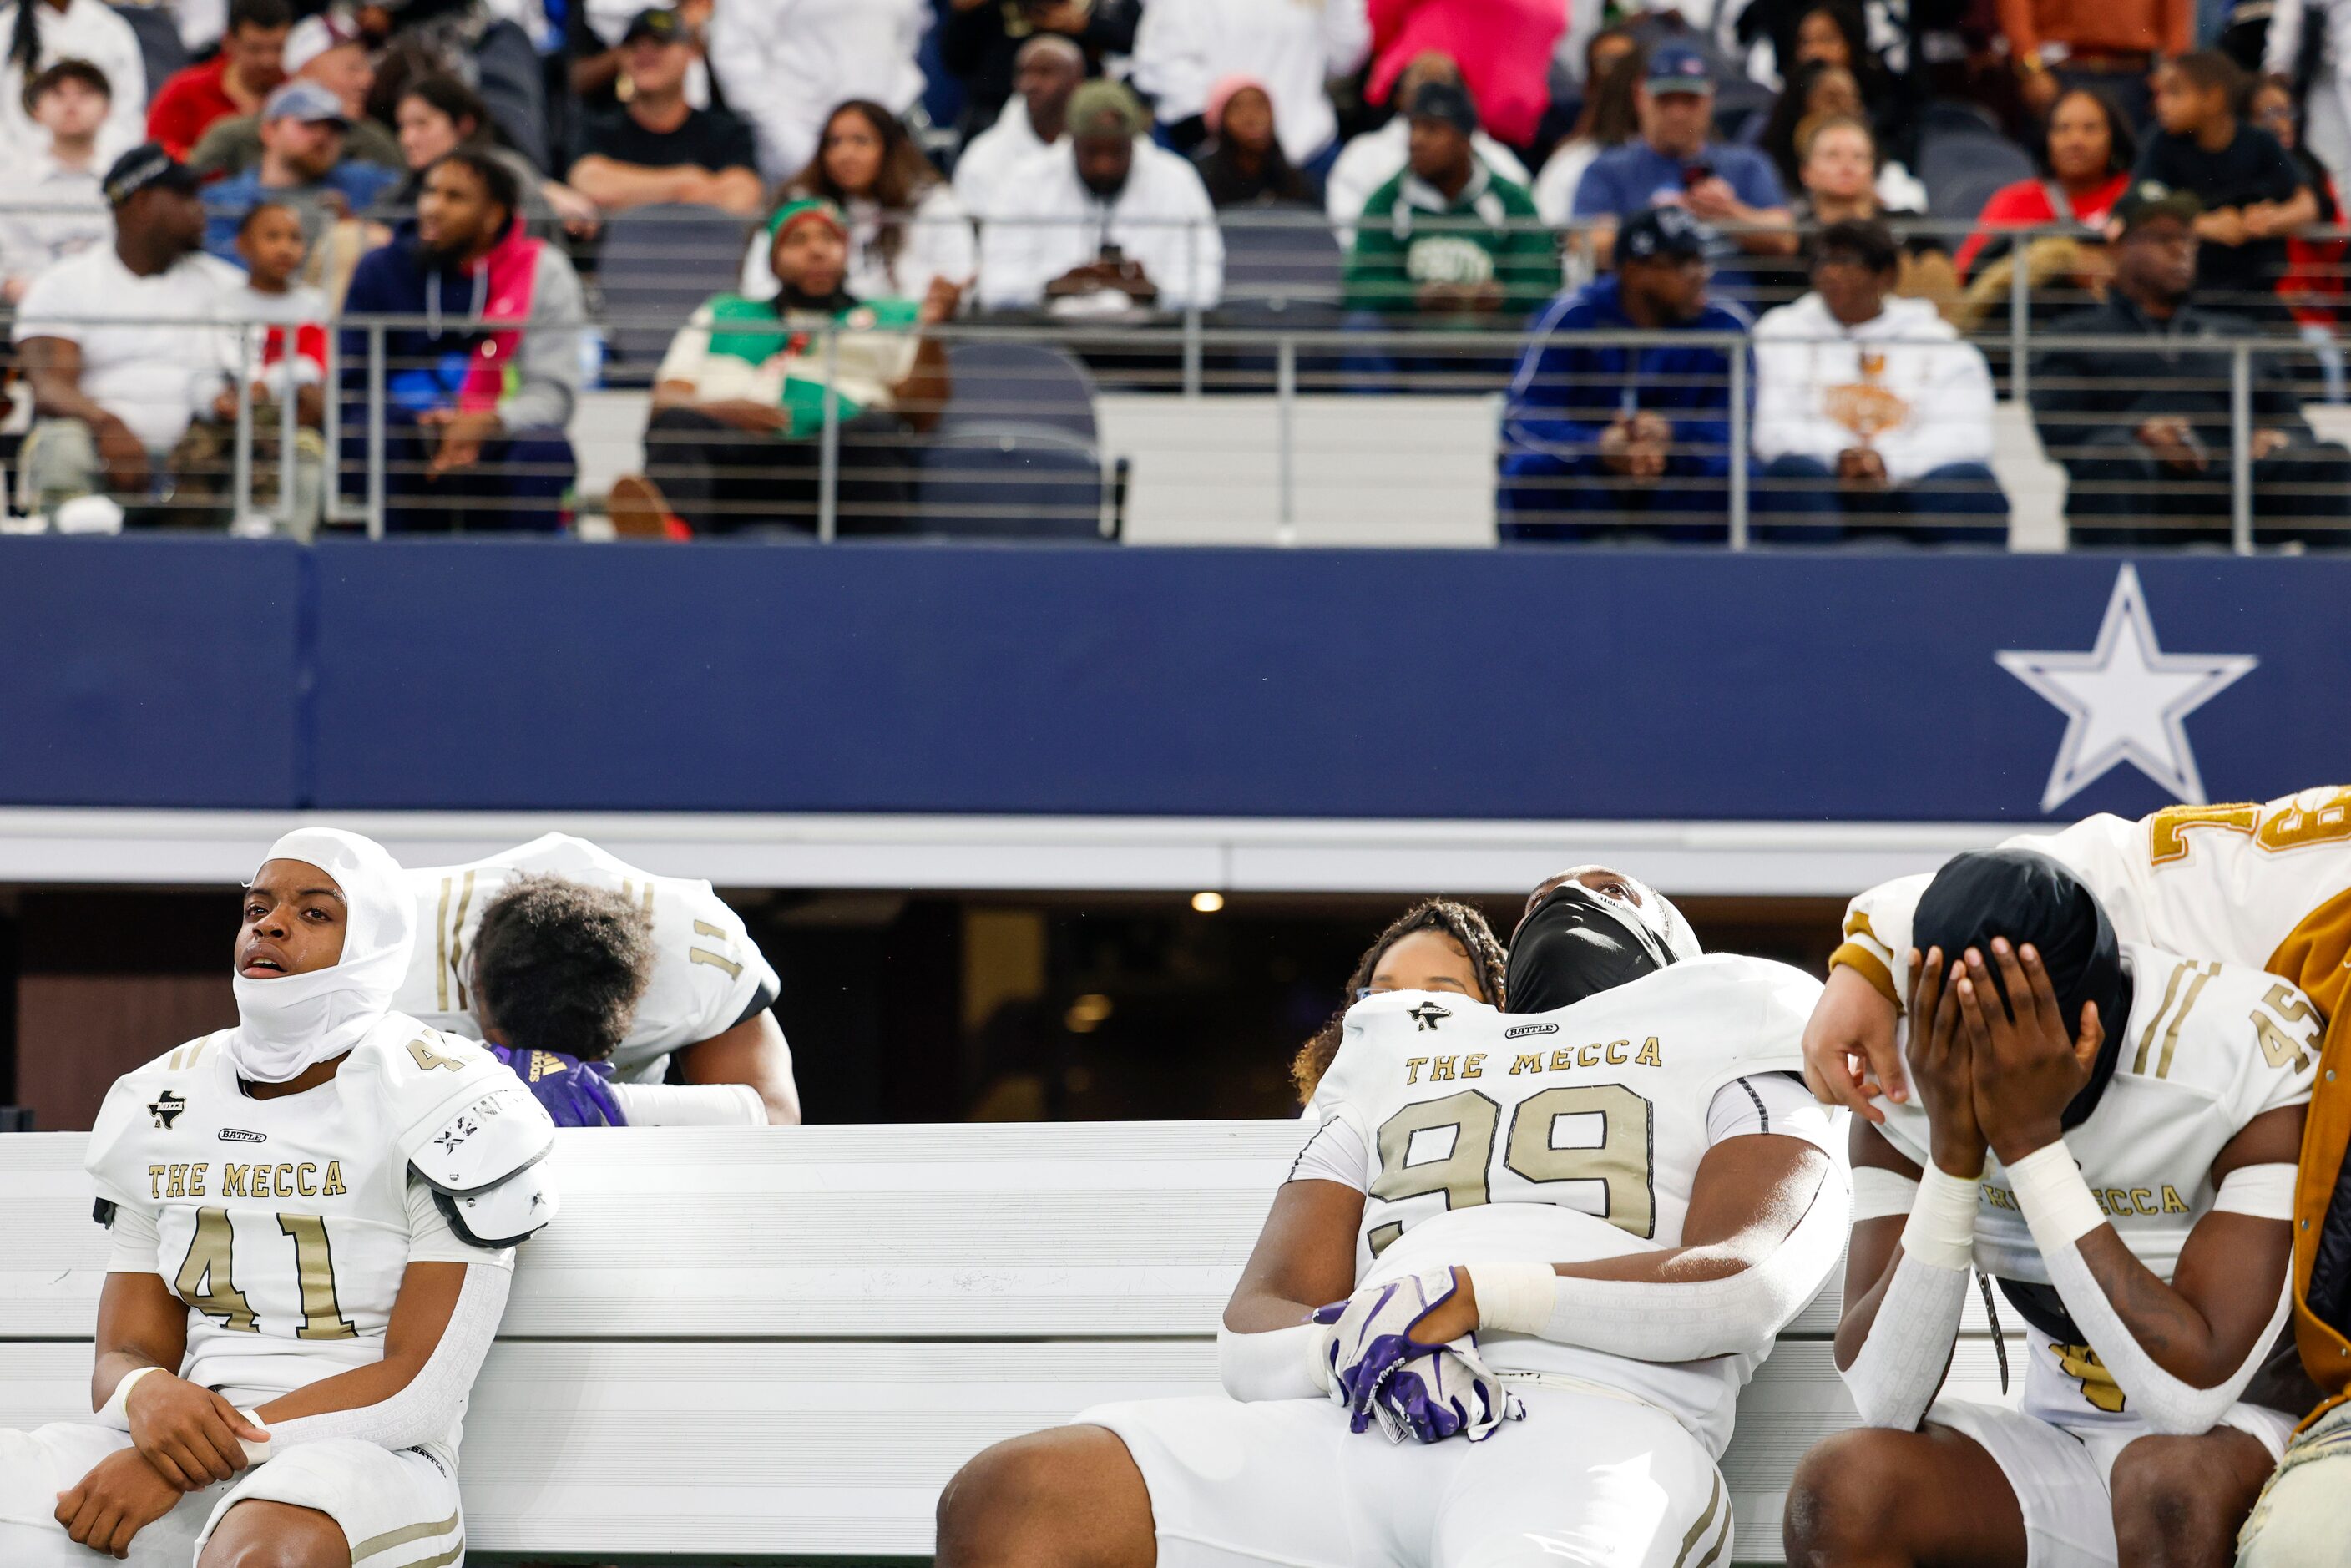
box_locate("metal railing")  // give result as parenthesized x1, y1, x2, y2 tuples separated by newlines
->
(2, 231, 2347, 548)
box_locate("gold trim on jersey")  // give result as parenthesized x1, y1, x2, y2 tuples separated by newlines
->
(166, 1038, 214, 1073)
(2131, 959, 2219, 1079)
(1829, 939, 1897, 1005)
(1672, 1472, 1727, 1568)
(349, 1509, 462, 1562)
(690, 918, 743, 979)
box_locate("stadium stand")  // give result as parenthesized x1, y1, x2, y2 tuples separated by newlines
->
(0, 1124, 2020, 1563)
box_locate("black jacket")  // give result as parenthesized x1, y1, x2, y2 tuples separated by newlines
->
(939, 1, 1140, 144)
(2030, 293, 2310, 472)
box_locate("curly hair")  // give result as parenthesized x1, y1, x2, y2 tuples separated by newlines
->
(1290, 900, 1509, 1105)
(470, 873, 656, 1062)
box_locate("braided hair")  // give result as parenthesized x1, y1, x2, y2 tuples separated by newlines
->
(1290, 900, 1509, 1104)
(9, 0, 44, 73)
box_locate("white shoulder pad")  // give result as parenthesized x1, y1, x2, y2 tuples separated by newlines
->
(406, 1079, 559, 1247)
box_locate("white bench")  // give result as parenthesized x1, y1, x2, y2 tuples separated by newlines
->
(0, 1125, 2021, 1564)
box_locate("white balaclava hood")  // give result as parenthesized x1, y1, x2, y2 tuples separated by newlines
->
(226, 827, 416, 1084)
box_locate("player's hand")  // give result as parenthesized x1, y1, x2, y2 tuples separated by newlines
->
(1801, 963, 1905, 1119)
(1836, 448, 1888, 486)
(1962, 939, 2101, 1166)
(490, 1043, 628, 1127)
(125, 1371, 266, 1489)
(55, 1445, 184, 1558)
(1906, 947, 1986, 1178)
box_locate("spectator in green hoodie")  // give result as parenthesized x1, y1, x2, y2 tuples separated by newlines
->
(1342, 78, 1555, 391)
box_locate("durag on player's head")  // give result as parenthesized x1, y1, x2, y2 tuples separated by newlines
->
(1911, 847, 2131, 1130)
(1505, 866, 1701, 1014)
(228, 827, 416, 1083)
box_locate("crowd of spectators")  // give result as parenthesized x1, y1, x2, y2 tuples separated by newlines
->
(0, 0, 2346, 544)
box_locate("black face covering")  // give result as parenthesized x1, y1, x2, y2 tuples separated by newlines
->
(1504, 885, 1680, 1014)
(1911, 847, 2133, 1132)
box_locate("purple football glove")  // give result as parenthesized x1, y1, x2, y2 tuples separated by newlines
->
(1364, 1340, 1523, 1445)
(491, 1044, 628, 1128)
(1313, 1268, 1524, 1444)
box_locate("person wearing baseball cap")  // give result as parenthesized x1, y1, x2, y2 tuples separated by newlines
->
(567, 7, 761, 217)
(609, 190, 956, 536)
(11, 143, 235, 516)
(200, 75, 397, 259)
(185, 8, 402, 180)
(1343, 76, 1554, 376)
(1570, 41, 1792, 281)
(2033, 176, 2351, 547)
(1499, 202, 1767, 541)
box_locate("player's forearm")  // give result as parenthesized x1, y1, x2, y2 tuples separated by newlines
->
(680, 1011, 800, 1125)
(251, 1358, 416, 1425)
(2070, 1226, 2246, 1386)
(90, 1348, 175, 1412)
(1223, 1283, 1327, 1334)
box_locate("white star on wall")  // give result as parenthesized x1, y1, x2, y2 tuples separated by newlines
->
(1995, 564, 2257, 814)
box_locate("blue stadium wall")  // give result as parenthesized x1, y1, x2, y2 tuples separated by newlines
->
(3, 536, 2343, 824)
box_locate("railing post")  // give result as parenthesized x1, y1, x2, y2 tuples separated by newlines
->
(323, 326, 346, 524)
(231, 328, 255, 529)
(2231, 344, 2253, 554)
(365, 323, 386, 541)
(1182, 306, 1202, 398)
(1276, 334, 1297, 544)
(2009, 249, 2030, 404)
(1728, 341, 1750, 550)
(277, 340, 299, 533)
(817, 323, 841, 543)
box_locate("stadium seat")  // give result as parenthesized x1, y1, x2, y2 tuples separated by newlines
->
(109, 3, 188, 104)
(1217, 209, 1346, 311)
(2, 1125, 2017, 1564)
(913, 341, 1117, 538)
(1919, 124, 2035, 220)
(594, 204, 758, 378)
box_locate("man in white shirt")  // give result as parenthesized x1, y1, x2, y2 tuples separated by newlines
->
(13, 144, 238, 516)
(1129, 0, 1368, 166)
(0, 58, 111, 302)
(976, 79, 1224, 315)
(1750, 218, 2007, 542)
(953, 33, 1081, 222)
(1325, 53, 1530, 247)
(0, 0, 144, 163)
(706, 0, 928, 183)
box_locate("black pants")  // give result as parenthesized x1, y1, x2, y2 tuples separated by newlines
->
(643, 406, 918, 536)
(2064, 429, 2351, 549)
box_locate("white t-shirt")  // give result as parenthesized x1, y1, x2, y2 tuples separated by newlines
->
(0, 0, 145, 165)
(13, 245, 240, 451)
(0, 150, 107, 291)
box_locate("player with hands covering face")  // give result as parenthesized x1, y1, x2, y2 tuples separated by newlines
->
(1787, 848, 2313, 1568)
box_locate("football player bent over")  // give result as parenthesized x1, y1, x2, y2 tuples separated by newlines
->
(938, 867, 1851, 1568)
(1783, 850, 2313, 1568)
(0, 829, 559, 1567)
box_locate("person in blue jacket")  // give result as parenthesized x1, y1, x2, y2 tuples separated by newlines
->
(1498, 205, 1815, 543)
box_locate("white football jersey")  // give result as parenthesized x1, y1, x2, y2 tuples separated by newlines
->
(397, 834, 781, 1082)
(83, 1022, 522, 1448)
(1873, 943, 2320, 1432)
(1836, 785, 2351, 1025)
(1297, 954, 1830, 1455)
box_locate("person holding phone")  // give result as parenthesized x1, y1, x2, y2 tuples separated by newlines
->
(1570, 44, 1794, 291)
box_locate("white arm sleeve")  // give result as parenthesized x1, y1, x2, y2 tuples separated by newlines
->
(105, 1201, 164, 1276)
(609, 1080, 767, 1127)
(1841, 1251, 1971, 1429)
(1708, 1072, 1839, 1152)
(255, 1261, 510, 1455)
(2040, 1240, 2290, 1435)
(1217, 1321, 1335, 1401)
(1472, 1145, 1852, 1363)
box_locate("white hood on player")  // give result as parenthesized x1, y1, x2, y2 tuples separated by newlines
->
(226, 827, 417, 1083)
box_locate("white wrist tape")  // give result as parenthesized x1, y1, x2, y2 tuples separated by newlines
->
(1466, 1262, 1557, 1336)
(1852, 1166, 1920, 1223)
(1466, 1164, 1851, 1363)
(608, 1080, 768, 1126)
(1216, 1320, 1333, 1402)
(236, 1409, 271, 1467)
(2007, 1141, 2106, 1256)
(2040, 1235, 2291, 1435)
(1842, 1249, 1971, 1429)
(96, 1364, 163, 1430)
(1899, 1163, 1980, 1272)
(2213, 1163, 2298, 1221)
